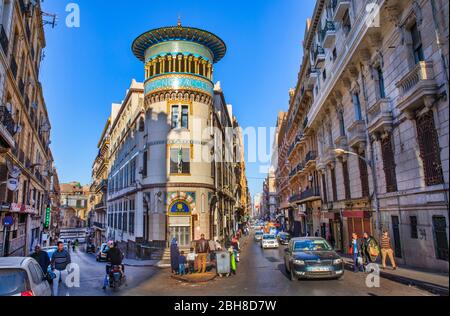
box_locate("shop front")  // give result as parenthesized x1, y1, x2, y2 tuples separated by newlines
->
(343, 210, 373, 253)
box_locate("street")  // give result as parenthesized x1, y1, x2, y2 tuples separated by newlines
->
(59, 236, 433, 296)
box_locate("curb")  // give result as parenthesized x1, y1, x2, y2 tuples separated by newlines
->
(171, 273, 217, 284)
(343, 260, 449, 296)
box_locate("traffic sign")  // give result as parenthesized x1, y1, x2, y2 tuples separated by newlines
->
(3, 215, 14, 227)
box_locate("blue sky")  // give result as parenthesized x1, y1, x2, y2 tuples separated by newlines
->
(40, 0, 315, 198)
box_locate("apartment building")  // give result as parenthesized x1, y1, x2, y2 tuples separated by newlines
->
(277, 0, 448, 271)
(1, 0, 57, 256)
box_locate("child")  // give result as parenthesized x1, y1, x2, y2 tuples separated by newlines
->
(187, 248, 197, 274)
(178, 251, 187, 275)
(228, 246, 237, 275)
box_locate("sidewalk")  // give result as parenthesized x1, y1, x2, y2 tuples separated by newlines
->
(123, 258, 165, 267)
(341, 254, 449, 296)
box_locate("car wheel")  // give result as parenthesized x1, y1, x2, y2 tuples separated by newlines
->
(290, 265, 297, 281)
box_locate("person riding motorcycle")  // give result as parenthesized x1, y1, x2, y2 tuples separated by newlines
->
(102, 241, 125, 289)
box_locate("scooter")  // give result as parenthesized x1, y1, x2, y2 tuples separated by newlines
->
(108, 265, 127, 291)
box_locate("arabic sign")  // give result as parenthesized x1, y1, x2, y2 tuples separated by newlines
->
(44, 207, 51, 229)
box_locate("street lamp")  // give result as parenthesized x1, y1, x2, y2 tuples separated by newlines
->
(334, 148, 382, 238)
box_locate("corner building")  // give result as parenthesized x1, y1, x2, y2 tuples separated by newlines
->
(109, 24, 227, 252)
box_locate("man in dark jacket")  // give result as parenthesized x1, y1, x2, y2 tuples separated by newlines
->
(103, 241, 124, 289)
(31, 245, 50, 275)
(195, 234, 210, 274)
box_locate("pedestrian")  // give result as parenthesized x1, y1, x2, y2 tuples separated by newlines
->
(381, 231, 397, 270)
(50, 241, 71, 296)
(228, 246, 237, 275)
(231, 236, 240, 263)
(187, 248, 197, 274)
(314, 229, 320, 237)
(361, 232, 380, 271)
(350, 233, 363, 273)
(178, 251, 187, 275)
(195, 234, 210, 274)
(170, 238, 180, 275)
(30, 245, 50, 276)
(67, 240, 71, 252)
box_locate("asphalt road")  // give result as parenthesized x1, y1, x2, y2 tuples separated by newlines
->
(53, 248, 157, 296)
(122, 235, 433, 296)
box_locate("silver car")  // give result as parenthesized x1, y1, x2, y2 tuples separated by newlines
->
(0, 257, 52, 296)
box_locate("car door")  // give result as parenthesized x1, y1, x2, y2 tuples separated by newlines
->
(28, 262, 51, 296)
(284, 242, 292, 270)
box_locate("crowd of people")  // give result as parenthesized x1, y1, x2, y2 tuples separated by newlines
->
(170, 228, 249, 276)
(350, 231, 397, 273)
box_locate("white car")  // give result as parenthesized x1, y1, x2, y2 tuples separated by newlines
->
(254, 231, 264, 242)
(0, 257, 52, 296)
(261, 234, 279, 249)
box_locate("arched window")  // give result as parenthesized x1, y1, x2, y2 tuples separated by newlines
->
(165, 56, 170, 74)
(155, 59, 160, 75)
(199, 59, 204, 77)
(190, 58, 195, 74)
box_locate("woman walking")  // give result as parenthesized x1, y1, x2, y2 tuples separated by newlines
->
(170, 238, 180, 275)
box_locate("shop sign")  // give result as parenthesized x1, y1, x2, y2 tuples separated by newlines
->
(44, 207, 51, 229)
(169, 200, 191, 216)
(342, 210, 371, 219)
(6, 178, 20, 192)
(10, 203, 38, 215)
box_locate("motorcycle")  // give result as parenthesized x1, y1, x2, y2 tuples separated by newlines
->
(108, 265, 126, 291)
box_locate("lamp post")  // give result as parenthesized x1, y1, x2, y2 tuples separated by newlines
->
(334, 148, 382, 238)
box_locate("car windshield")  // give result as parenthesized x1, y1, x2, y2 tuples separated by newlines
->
(280, 233, 290, 238)
(263, 235, 276, 240)
(255, 232, 263, 236)
(101, 245, 109, 252)
(0, 269, 28, 296)
(293, 239, 332, 251)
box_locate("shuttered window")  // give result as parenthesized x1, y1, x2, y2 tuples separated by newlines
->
(416, 111, 444, 186)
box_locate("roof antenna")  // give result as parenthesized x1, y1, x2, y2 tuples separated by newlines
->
(177, 14, 182, 27)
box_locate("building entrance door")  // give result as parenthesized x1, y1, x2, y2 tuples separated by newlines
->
(391, 216, 402, 258)
(168, 216, 191, 248)
(169, 226, 190, 248)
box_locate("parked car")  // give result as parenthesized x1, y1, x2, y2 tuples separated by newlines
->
(254, 231, 264, 242)
(277, 232, 291, 245)
(284, 237, 344, 281)
(0, 257, 52, 296)
(96, 243, 110, 262)
(261, 234, 279, 249)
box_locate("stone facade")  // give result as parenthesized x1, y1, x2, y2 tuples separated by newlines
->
(97, 24, 246, 258)
(276, 0, 449, 272)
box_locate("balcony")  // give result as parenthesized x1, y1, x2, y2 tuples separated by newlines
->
(321, 21, 336, 49)
(289, 188, 321, 204)
(93, 222, 106, 230)
(367, 98, 393, 135)
(306, 68, 319, 89)
(304, 151, 317, 168)
(0, 106, 16, 149)
(347, 120, 367, 148)
(313, 46, 326, 69)
(396, 61, 438, 115)
(332, 0, 351, 22)
(0, 24, 9, 56)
